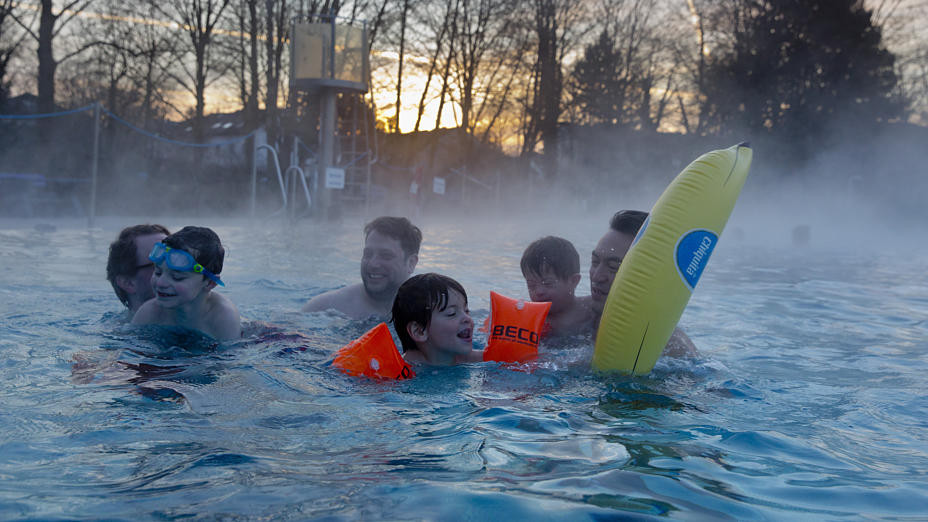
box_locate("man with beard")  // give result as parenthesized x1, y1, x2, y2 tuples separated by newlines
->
(590, 210, 697, 357)
(302, 216, 421, 319)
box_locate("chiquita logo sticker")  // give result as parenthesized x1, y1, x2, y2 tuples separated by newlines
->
(675, 229, 718, 291)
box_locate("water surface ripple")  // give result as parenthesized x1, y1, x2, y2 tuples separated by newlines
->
(0, 220, 925, 519)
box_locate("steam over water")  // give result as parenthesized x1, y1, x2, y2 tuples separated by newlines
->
(0, 210, 925, 519)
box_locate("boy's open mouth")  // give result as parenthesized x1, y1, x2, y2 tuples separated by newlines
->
(457, 327, 472, 341)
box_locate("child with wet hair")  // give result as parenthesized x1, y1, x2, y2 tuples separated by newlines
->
(132, 226, 241, 341)
(521, 236, 592, 337)
(391, 273, 482, 365)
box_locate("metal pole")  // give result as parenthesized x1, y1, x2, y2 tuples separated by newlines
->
(290, 135, 299, 219)
(496, 169, 501, 208)
(319, 89, 336, 218)
(351, 94, 362, 215)
(329, 16, 336, 80)
(88, 102, 100, 229)
(250, 134, 258, 218)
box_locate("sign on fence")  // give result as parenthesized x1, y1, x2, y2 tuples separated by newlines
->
(325, 167, 345, 189)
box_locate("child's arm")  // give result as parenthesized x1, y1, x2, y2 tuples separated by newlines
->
(209, 297, 242, 341)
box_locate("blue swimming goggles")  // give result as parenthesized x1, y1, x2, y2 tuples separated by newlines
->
(148, 242, 225, 286)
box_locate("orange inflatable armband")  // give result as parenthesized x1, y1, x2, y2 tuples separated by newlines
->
(332, 323, 415, 380)
(483, 292, 551, 363)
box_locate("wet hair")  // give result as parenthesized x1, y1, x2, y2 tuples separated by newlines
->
(391, 273, 467, 353)
(609, 210, 648, 236)
(162, 226, 225, 276)
(106, 223, 170, 307)
(520, 236, 580, 281)
(364, 216, 422, 258)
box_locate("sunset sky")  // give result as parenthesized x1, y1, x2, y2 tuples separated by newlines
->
(7, 0, 927, 134)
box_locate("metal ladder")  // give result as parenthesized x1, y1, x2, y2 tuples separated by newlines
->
(334, 92, 377, 215)
(250, 143, 314, 219)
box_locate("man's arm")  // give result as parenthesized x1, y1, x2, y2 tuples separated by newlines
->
(301, 285, 360, 315)
(302, 295, 327, 313)
(662, 327, 698, 358)
(301, 289, 341, 313)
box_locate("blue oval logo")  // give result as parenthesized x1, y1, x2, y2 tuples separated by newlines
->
(675, 229, 717, 291)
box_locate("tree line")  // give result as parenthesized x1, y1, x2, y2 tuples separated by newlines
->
(1, 0, 926, 178)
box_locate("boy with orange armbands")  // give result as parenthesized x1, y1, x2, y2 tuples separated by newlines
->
(391, 273, 483, 366)
(332, 273, 549, 378)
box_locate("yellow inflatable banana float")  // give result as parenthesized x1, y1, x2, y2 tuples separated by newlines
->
(593, 143, 753, 375)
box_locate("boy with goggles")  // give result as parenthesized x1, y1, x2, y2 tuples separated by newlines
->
(148, 242, 225, 287)
(132, 226, 241, 341)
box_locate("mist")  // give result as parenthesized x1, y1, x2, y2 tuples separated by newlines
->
(1, 121, 926, 261)
(1, 0, 926, 259)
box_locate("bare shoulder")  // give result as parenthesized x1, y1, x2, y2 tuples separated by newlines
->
(548, 297, 593, 337)
(301, 284, 361, 313)
(663, 327, 699, 358)
(206, 293, 242, 341)
(404, 349, 427, 364)
(568, 297, 594, 329)
(131, 300, 159, 325)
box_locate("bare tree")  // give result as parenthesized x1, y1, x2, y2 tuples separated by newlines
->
(113, 7, 183, 155)
(154, 0, 233, 143)
(529, 0, 560, 176)
(58, 22, 130, 112)
(390, 0, 409, 132)
(666, 0, 726, 135)
(230, 0, 262, 131)
(870, 0, 928, 122)
(56, 1, 177, 120)
(0, 0, 27, 108)
(411, 0, 457, 132)
(519, 0, 587, 171)
(434, 1, 460, 131)
(451, 0, 523, 136)
(263, 0, 286, 147)
(365, 0, 391, 52)
(10, 0, 99, 113)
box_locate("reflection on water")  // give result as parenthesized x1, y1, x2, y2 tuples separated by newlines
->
(0, 218, 926, 519)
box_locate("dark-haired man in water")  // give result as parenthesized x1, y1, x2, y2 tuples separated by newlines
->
(590, 210, 697, 357)
(302, 216, 421, 320)
(106, 224, 169, 319)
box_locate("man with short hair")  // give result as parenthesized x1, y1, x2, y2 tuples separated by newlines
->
(590, 210, 696, 357)
(106, 224, 170, 319)
(302, 216, 421, 319)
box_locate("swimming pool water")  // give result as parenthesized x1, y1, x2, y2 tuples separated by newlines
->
(0, 216, 926, 520)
